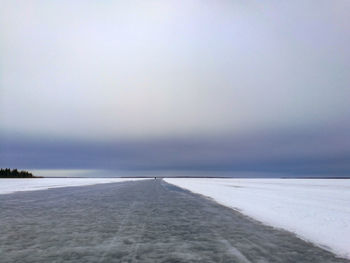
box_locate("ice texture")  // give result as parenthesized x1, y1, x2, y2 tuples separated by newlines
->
(1, 180, 348, 263)
(164, 178, 350, 259)
(0, 178, 147, 195)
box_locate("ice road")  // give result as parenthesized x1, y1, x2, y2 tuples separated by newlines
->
(0, 179, 348, 263)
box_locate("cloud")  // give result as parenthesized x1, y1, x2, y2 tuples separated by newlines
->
(1, 0, 349, 140)
(1, 1, 349, 176)
(1, 123, 349, 176)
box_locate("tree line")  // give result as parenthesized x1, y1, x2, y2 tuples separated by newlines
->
(0, 168, 36, 178)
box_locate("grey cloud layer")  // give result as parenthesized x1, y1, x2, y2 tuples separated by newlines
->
(1, 123, 349, 176)
(1, 0, 349, 139)
(1, 1, 349, 176)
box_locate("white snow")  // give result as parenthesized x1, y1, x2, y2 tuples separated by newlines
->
(164, 178, 350, 259)
(0, 178, 147, 195)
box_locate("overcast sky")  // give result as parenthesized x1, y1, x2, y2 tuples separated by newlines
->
(1, 1, 349, 176)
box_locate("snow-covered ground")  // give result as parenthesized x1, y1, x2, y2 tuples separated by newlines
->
(164, 178, 350, 259)
(0, 178, 147, 195)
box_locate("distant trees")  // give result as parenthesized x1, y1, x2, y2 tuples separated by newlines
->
(0, 168, 35, 178)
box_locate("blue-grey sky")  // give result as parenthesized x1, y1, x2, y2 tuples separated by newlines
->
(1, 1, 349, 176)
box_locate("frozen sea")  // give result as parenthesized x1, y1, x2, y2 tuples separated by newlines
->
(165, 178, 350, 259)
(1, 179, 349, 262)
(0, 177, 145, 195)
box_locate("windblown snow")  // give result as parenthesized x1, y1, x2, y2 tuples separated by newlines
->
(164, 178, 350, 259)
(0, 178, 146, 195)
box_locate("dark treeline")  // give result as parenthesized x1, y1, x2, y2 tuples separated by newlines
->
(0, 168, 36, 178)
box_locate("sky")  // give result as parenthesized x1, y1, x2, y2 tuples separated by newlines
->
(1, 0, 349, 177)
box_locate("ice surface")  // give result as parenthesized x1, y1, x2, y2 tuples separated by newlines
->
(164, 178, 350, 259)
(0, 178, 147, 195)
(1, 180, 347, 263)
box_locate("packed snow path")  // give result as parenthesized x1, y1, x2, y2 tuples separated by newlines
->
(0, 180, 348, 263)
